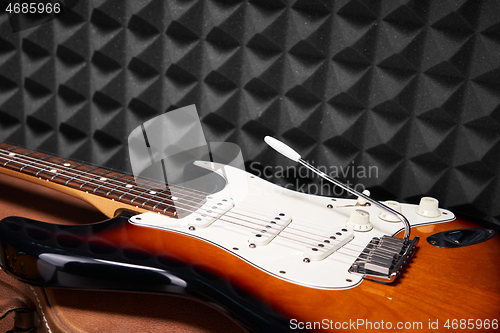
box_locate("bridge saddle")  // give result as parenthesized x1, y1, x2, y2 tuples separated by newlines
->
(349, 235, 419, 283)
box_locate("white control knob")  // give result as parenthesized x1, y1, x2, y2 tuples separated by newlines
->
(357, 189, 371, 205)
(416, 197, 441, 217)
(378, 200, 402, 222)
(346, 209, 373, 232)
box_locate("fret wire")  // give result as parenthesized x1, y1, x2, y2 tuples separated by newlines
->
(0, 150, 324, 239)
(115, 178, 135, 199)
(50, 162, 85, 181)
(142, 181, 196, 208)
(164, 187, 201, 209)
(118, 178, 138, 200)
(20, 155, 51, 171)
(2, 146, 25, 160)
(1, 150, 207, 221)
(65, 166, 95, 186)
(2, 149, 199, 215)
(0, 149, 204, 216)
(142, 188, 167, 207)
(0, 146, 210, 202)
(130, 181, 162, 204)
(0, 147, 367, 251)
(35, 159, 69, 176)
(0, 148, 207, 219)
(92, 170, 113, 193)
(104, 174, 130, 197)
(3, 151, 35, 167)
(153, 192, 172, 211)
(77, 167, 100, 188)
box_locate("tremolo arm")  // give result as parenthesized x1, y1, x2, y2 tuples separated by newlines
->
(264, 136, 420, 283)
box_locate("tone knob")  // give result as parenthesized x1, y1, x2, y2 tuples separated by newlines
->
(356, 189, 371, 205)
(378, 200, 402, 222)
(346, 209, 373, 232)
(416, 197, 441, 218)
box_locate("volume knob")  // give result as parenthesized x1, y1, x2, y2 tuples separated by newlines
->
(378, 200, 402, 222)
(416, 197, 441, 218)
(346, 209, 373, 232)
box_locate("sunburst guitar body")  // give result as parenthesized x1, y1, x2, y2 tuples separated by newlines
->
(0, 142, 499, 332)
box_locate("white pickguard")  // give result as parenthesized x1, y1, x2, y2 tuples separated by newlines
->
(130, 162, 455, 290)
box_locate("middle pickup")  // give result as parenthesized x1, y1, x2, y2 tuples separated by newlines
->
(248, 212, 292, 247)
(303, 228, 354, 261)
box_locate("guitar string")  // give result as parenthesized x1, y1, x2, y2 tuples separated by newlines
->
(0, 149, 391, 259)
(0, 146, 340, 227)
(0, 150, 313, 236)
(0, 147, 352, 237)
(0, 152, 355, 243)
(0, 149, 388, 259)
(0, 152, 399, 262)
(0, 149, 353, 239)
(0, 153, 376, 262)
(0, 149, 234, 207)
(0, 148, 395, 258)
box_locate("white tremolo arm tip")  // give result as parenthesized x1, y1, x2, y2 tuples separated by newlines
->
(264, 136, 301, 162)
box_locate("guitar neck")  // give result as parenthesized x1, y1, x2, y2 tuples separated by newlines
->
(0, 142, 200, 219)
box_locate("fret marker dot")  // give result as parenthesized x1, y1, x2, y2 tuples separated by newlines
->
(8, 153, 16, 156)
(149, 191, 157, 195)
(50, 169, 58, 173)
(64, 163, 71, 167)
(100, 177, 108, 181)
(172, 196, 179, 201)
(126, 184, 134, 188)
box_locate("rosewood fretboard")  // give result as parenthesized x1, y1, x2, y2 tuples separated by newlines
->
(0, 142, 206, 218)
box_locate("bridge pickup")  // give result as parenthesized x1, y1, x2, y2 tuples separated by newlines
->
(304, 228, 354, 261)
(348, 235, 419, 283)
(248, 213, 292, 247)
(186, 195, 234, 229)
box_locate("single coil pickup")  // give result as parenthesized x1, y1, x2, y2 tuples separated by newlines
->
(348, 235, 419, 283)
(248, 213, 292, 247)
(303, 228, 354, 261)
(187, 196, 234, 229)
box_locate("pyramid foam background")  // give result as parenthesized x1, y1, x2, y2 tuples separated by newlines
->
(0, 0, 499, 226)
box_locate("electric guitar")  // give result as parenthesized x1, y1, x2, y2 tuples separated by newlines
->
(0, 140, 499, 332)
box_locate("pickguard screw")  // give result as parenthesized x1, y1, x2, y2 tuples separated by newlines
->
(249, 243, 256, 248)
(189, 226, 196, 231)
(303, 258, 310, 263)
(327, 204, 333, 209)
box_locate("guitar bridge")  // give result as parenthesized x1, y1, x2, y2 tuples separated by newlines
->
(348, 235, 419, 283)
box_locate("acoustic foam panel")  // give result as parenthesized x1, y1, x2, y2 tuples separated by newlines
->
(0, 0, 499, 226)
